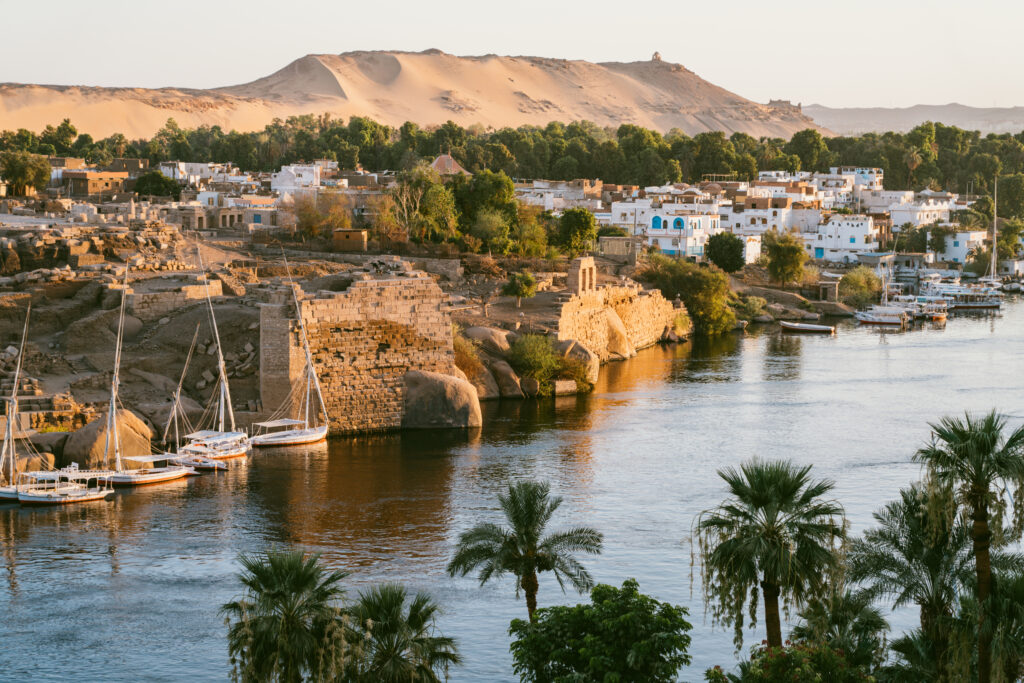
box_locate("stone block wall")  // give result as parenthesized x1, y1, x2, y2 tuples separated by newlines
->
(259, 273, 457, 434)
(557, 285, 676, 362)
(127, 280, 223, 320)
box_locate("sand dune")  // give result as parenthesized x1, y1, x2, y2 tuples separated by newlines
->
(0, 50, 826, 139)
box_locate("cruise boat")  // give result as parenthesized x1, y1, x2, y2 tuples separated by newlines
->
(173, 248, 250, 461)
(98, 269, 194, 488)
(855, 306, 910, 326)
(890, 295, 948, 322)
(0, 306, 32, 501)
(251, 260, 329, 448)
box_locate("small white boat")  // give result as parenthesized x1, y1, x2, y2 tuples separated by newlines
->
(855, 306, 910, 326)
(167, 452, 227, 471)
(17, 465, 113, 506)
(779, 321, 835, 334)
(99, 455, 197, 487)
(251, 422, 328, 448)
(1003, 282, 1022, 292)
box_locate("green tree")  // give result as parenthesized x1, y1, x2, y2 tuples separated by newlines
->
(471, 209, 512, 255)
(221, 550, 350, 683)
(791, 589, 890, 673)
(705, 232, 746, 273)
(838, 265, 882, 308)
(847, 485, 972, 681)
(345, 584, 460, 683)
(502, 271, 537, 308)
(640, 255, 736, 336)
(134, 170, 181, 199)
(0, 151, 50, 196)
(706, 641, 872, 683)
(762, 230, 808, 286)
(784, 129, 832, 172)
(913, 411, 1024, 683)
(695, 459, 846, 650)
(446, 480, 603, 622)
(997, 173, 1024, 220)
(509, 578, 692, 683)
(557, 207, 597, 256)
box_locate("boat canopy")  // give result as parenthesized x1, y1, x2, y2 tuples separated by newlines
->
(253, 419, 305, 428)
(122, 455, 172, 464)
(29, 469, 115, 481)
(184, 430, 248, 443)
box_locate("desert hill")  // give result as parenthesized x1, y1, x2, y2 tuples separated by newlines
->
(805, 103, 1024, 135)
(0, 50, 825, 139)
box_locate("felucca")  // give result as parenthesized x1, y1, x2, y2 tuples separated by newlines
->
(97, 269, 195, 488)
(0, 305, 37, 500)
(251, 258, 328, 448)
(175, 247, 249, 461)
(161, 324, 225, 471)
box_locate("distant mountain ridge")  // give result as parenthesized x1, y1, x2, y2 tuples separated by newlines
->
(804, 103, 1024, 135)
(0, 49, 826, 139)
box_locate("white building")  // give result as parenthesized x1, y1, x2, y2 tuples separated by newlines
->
(645, 213, 720, 258)
(890, 199, 952, 229)
(830, 166, 884, 191)
(854, 189, 914, 214)
(942, 230, 987, 264)
(804, 215, 881, 262)
(271, 164, 322, 194)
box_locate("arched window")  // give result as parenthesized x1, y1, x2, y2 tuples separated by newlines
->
(673, 218, 684, 229)
(652, 216, 662, 230)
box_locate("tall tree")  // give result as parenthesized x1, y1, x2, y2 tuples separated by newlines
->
(446, 480, 603, 622)
(695, 459, 845, 650)
(0, 151, 50, 196)
(221, 551, 350, 683)
(913, 411, 1024, 683)
(762, 230, 808, 286)
(345, 584, 460, 683)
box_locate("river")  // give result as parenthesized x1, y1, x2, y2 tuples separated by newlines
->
(1, 299, 1022, 681)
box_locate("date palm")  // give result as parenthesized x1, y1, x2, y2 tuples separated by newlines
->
(847, 485, 973, 680)
(791, 588, 889, 672)
(345, 583, 460, 683)
(695, 459, 845, 650)
(221, 550, 349, 683)
(914, 410, 1024, 683)
(446, 480, 603, 622)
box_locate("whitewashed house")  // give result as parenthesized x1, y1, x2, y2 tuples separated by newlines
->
(942, 230, 987, 264)
(271, 165, 322, 194)
(889, 199, 952, 228)
(804, 215, 881, 262)
(645, 213, 720, 258)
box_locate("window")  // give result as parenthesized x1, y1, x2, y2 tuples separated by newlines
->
(652, 216, 662, 230)
(953, 240, 960, 247)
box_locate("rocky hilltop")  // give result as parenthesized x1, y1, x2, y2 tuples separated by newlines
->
(804, 102, 1024, 135)
(0, 50, 826, 138)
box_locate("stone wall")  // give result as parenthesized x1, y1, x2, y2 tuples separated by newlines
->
(557, 285, 676, 362)
(127, 280, 223, 320)
(260, 273, 457, 434)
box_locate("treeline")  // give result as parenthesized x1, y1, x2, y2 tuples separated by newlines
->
(5, 115, 1024, 193)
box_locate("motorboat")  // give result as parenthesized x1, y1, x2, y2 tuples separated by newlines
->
(17, 465, 114, 506)
(890, 295, 949, 322)
(855, 306, 910, 326)
(779, 321, 836, 334)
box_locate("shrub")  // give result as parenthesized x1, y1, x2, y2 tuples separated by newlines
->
(510, 579, 693, 683)
(763, 230, 808, 285)
(736, 295, 767, 321)
(597, 225, 629, 237)
(452, 327, 485, 381)
(705, 641, 874, 683)
(507, 334, 562, 393)
(558, 356, 593, 394)
(838, 265, 882, 308)
(672, 311, 692, 336)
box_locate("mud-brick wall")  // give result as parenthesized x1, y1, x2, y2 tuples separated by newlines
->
(259, 275, 456, 434)
(128, 281, 223, 320)
(557, 290, 613, 361)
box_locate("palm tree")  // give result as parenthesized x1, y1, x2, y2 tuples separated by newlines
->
(446, 480, 603, 622)
(221, 550, 350, 683)
(914, 410, 1024, 683)
(694, 459, 845, 650)
(847, 485, 973, 681)
(791, 588, 889, 672)
(345, 583, 460, 682)
(905, 148, 923, 188)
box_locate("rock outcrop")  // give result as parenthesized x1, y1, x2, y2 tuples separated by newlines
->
(61, 409, 153, 468)
(402, 370, 482, 429)
(463, 326, 513, 356)
(488, 359, 525, 399)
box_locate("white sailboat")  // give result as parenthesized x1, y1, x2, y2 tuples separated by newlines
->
(176, 247, 249, 461)
(98, 269, 195, 488)
(978, 175, 1003, 290)
(161, 324, 226, 471)
(0, 305, 33, 500)
(251, 258, 329, 447)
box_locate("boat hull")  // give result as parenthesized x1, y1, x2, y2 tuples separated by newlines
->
(18, 488, 114, 506)
(779, 321, 835, 334)
(100, 466, 195, 488)
(251, 426, 329, 448)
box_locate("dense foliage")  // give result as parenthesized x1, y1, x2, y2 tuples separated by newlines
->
(838, 265, 882, 308)
(509, 578, 693, 683)
(762, 230, 808, 286)
(134, 169, 181, 199)
(640, 255, 737, 335)
(555, 207, 597, 256)
(502, 271, 537, 308)
(704, 232, 746, 273)
(0, 150, 51, 196)
(705, 641, 875, 683)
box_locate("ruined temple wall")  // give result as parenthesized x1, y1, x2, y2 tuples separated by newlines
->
(128, 281, 223, 320)
(259, 274, 456, 434)
(557, 285, 676, 362)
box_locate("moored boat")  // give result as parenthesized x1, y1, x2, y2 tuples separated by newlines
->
(855, 306, 910, 326)
(779, 321, 836, 334)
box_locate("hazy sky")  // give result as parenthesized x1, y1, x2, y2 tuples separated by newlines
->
(2, 0, 1019, 108)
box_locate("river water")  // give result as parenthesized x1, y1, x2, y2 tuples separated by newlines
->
(1, 300, 1022, 681)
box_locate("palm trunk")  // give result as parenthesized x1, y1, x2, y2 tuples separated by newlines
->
(972, 500, 993, 683)
(523, 569, 539, 622)
(761, 579, 783, 649)
(922, 604, 949, 680)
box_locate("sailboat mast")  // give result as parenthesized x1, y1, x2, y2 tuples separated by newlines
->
(164, 323, 200, 447)
(992, 175, 998, 279)
(283, 254, 327, 427)
(103, 269, 129, 472)
(4, 304, 30, 484)
(196, 247, 235, 432)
